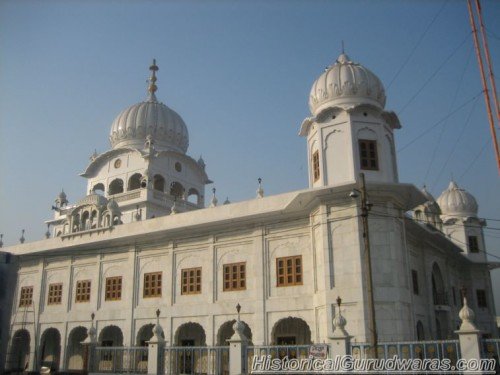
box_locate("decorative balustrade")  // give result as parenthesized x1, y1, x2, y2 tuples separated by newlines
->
(90, 346, 148, 373)
(163, 346, 229, 375)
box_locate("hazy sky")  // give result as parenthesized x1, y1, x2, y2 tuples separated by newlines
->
(1, 0, 499, 310)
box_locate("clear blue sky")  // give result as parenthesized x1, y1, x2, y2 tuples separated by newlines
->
(1, 0, 499, 310)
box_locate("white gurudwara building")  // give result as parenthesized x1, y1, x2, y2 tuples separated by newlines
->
(1, 54, 497, 372)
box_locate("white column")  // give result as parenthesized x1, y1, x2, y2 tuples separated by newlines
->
(455, 296, 484, 374)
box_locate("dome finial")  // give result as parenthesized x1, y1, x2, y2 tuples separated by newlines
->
(148, 59, 159, 101)
(341, 40, 345, 54)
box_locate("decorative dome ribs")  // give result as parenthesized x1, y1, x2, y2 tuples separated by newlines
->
(309, 53, 386, 116)
(108, 60, 189, 153)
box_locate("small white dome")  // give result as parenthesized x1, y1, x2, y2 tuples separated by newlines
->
(109, 61, 189, 153)
(437, 181, 478, 217)
(309, 53, 386, 116)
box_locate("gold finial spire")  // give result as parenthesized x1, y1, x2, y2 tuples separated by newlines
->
(148, 59, 159, 99)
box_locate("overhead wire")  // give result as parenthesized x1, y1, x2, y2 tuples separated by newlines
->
(424, 45, 474, 186)
(397, 91, 482, 153)
(431, 94, 479, 190)
(386, 0, 449, 91)
(459, 138, 491, 179)
(397, 32, 471, 116)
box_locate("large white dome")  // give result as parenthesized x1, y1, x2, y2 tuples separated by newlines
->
(109, 61, 189, 153)
(437, 181, 478, 217)
(109, 98, 189, 153)
(309, 53, 386, 116)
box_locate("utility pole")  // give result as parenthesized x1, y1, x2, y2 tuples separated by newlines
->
(359, 173, 378, 358)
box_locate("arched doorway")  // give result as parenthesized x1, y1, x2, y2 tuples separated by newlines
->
(175, 322, 206, 346)
(174, 323, 206, 374)
(216, 320, 252, 345)
(66, 326, 87, 371)
(97, 326, 124, 371)
(271, 317, 311, 345)
(40, 328, 61, 371)
(136, 324, 154, 346)
(98, 325, 124, 347)
(8, 329, 30, 372)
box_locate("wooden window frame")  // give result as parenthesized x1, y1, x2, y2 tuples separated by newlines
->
(312, 150, 320, 182)
(359, 139, 379, 170)
(19, 286, 34, 307)
(276, 255, 303, 287)
(223, 262, 246, 291)
(411, 270, 419, 295)
(181, 267, 202, 295)
(476, 289, 487, 308)
(75, 280, 91, 303)
(47, 283, 63, 305)
(468, 236, 479, 253)
(105, 276, 122, 301)
(143, 272, 162, 298)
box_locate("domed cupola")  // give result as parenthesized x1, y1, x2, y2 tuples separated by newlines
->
(109, 60, 189, 153)
(308, 53, 386, 116)
(437, 181, 478, 218)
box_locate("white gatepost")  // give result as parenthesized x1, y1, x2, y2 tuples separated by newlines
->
(227, 304, 249, 375)
(329, 297, 352, 359)
(455, 296, 484, 374)
(147, 309, 166, 375)
(81, 313, 98, 373)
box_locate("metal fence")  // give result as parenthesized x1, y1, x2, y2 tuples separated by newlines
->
(163, 346, 229, 375)
(482, 339, 500, 360)
(350, 340, 460, 363)
(90, 346, 148, 373)
(246, 345, 311, 374)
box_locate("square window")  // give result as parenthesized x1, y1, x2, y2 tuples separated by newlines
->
(468, 236, 479, 253)
(411, 270, 419, 295)
(276, 256, 303, 287)
(359, 140, 378, 170)
(312, 150, 320, 182)
(19, 286, 33, 307)
(223, 262, 246, 292)
(105, 277, 122, 301)
(48, 283, 63, 305)
(476, 289, 487, 308)
(143, 272, 162, 298)
(181, 267, 201, 295)
(75, 280, 91, 303)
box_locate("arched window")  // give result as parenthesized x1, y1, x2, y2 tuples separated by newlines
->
(187, 188, 199, 205)
(92, 183, 105, 195)
(82, 211, 90, 230)
(128, 173, 142, 191)
(416, 321, 425, 340)
(109, 179, 124, 195)
(170, 181, 184, 198)
(414, 210, 422, 221)
(153, 175, 165, 192)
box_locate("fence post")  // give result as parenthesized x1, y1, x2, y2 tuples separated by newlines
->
(455, 296, 483, 372)
(147, 310, 166, 375)
(328, 297, 351, 359)
(227, 304, 249, 375)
